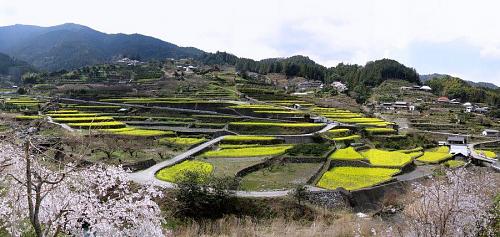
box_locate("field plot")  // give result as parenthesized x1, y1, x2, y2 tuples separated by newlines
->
(199, 157, 267, 177)
(316, 167, 400, 191)
(155, 160, 213, 182)
(240, 163, 323, 191)
(476, 149, 497, 159)
(221, 135, 282, 144)
(159, 137, 207, 146)
(417, 146, 453, 163)
(229, 122, 324, 135)
(361, 149, 413, 167)
(200, 145, 293, 158)
(329, 147, 364, 161)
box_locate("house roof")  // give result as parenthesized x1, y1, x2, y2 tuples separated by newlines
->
(483, 129, 499, 133)
(437, 97, 449, 101)
(447, 136, 466, 142)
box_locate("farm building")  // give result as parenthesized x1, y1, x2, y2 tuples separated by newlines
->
(297, 81, 323, 91)
(482, 129, 499, 137)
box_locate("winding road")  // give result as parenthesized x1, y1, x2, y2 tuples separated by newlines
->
(128, 123, 336, 197)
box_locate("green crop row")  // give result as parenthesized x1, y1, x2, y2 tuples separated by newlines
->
(159, 137, 207, 145)
(200, 145, 293, 158)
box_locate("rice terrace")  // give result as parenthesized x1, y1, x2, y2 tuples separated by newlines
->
(0, 1, 500, 236)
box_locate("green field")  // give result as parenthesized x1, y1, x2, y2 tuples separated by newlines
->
(317, 167, 400, 191)
(240, 163, 323, 191)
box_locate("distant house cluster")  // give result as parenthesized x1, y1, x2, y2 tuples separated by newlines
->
(462, 102, 490, 114)
(297, 81, 324, 92)
(399, 85, 432, 91)
(377, 101, 416, 111)
(115, 58, 144, 66)
(176, 65, 197, 73)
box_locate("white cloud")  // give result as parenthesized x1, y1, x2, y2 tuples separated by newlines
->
(0, 0, 500, 84)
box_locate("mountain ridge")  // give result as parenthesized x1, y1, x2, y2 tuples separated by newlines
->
(0, 23, 205, 71)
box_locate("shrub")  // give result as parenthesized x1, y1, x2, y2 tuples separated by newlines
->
(173, 171, 239, 219)
(317, 167, 400, 191)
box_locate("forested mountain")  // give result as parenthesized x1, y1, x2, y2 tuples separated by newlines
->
(0, 23, 204, 71)
(420, 73, 498, 89)
(201, 52, 419, 102)
(0, 52, 33, 80)
(200, 52, 327, 81)
(425, 75, 500, 106)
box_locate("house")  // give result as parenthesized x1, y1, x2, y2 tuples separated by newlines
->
(450, 99, 461, 104)
(465, 106, 474, 113)
(482, 129, 499, 137)
(310, 116, 328, 123)
(448, 136, 467, 145)
(292, 104, 302, 110)
(297, 81, 323, 92)
(393, 101, 409, 109)
(475, 107, 489, 114)
(437, 97, 450, 103)
(420, 85, 432, 91)
(400, 86, 412, 90)
(463, 102, 472, 107)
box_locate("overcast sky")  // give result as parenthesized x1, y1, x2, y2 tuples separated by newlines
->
(1, 0, 500, 85)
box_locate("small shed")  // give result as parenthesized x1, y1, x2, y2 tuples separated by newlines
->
(482, 129, 499, 137)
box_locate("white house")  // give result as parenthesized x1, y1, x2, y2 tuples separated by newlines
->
(482, 129, 499, 137)
(420, 85, 432, 91)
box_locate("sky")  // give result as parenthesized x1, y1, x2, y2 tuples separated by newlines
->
(1, 0, 500, 85)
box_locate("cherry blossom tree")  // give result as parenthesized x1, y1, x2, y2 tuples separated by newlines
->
(0, 141, 166, 236)
(403, 168, 499, 236)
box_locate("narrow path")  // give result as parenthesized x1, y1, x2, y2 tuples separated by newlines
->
(46, 116, 75, 132)
(468, 139, 500, 164)
(129, 135, 227, 187)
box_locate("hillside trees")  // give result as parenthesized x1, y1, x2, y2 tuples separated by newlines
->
(0, 141, 165, 236)
(425, 75, 500, 106)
